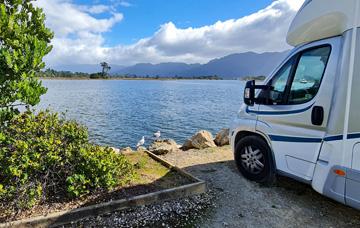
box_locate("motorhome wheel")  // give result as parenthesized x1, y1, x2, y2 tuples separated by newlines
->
(235, 135, 276, 185)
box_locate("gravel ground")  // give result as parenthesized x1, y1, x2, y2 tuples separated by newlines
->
(64, 192, 215, 228)
(69, 146, 360, 227)
(161, 146, 360, 227)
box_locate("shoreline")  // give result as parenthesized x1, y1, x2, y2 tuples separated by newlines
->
(40, 77, 234, 81)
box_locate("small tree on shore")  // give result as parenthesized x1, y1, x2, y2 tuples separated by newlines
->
(100, 62, 111, 77)
(0, 0, 53, 124)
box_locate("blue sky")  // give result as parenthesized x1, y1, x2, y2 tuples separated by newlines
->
(35, 0, 304, 66)
(85, 0, 274, 46)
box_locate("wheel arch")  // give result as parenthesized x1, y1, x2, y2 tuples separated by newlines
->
(234, 130, 277, 170)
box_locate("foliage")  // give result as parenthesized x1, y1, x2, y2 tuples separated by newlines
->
(242, 75, 267, 81)
(0, 110, 134, 211)
(100, 62, 111, 77)
(38, 68, 224, 80)
(0, 0, 53, 123)
(38, 69, 109, 79)
(90, 72, 107, 79)
(38, 68, 90, 78)
(0, 0, 135, 216)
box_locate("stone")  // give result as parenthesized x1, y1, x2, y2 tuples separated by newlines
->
(214, 128, 230, 146)
(137, 146, 147, 152)
(182, 130, 217, 150)
(120, 147, 133, 154)
(110, 147, 121, 154)
(181, 139, 194, 150)
(149, 139, 179, 155)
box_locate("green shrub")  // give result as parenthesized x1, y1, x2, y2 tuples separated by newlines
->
(0, 110, 134, 212)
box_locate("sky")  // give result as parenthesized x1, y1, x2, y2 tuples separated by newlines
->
(34, 0, 305, 67)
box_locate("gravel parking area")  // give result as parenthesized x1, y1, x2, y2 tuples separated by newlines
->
(68, 146, 360, 227)
(161, 146, 360, 227)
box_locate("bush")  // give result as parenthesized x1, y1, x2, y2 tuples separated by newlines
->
(89, 72, 108, 79)
(0, 110, 134, 212)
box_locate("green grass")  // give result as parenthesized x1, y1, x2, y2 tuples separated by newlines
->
(126, 152, 192, 189)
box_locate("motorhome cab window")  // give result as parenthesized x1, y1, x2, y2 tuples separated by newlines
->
(258, 57, 295, 105)
(288, 46, 331, 104)
(269, 58, 294, 104)
(258, 45, 331, 105)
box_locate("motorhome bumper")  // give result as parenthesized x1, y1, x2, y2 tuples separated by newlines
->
(323, 166, 360, 209)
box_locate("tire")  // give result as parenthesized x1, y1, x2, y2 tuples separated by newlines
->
(234, 135, 276, 185)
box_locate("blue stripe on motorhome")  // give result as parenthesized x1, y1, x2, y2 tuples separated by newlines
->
(269, 135, 322, 143)
(246, 103, 314, 115)
(347, 133, 360, 139)
(324, 135, 343, 141)
(269, 134, 344, 143)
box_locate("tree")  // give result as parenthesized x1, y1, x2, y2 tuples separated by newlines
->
(0, 0, 53, 123)
(100, 62, 111, 77)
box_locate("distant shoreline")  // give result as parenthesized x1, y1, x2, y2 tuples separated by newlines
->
(40, 77, 228, 81)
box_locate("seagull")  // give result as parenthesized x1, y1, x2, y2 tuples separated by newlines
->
(136, 136, 145, 148)
(153, 130, 161, 139)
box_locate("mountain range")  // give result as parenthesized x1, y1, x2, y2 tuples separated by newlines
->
(53, 51, 289, 79)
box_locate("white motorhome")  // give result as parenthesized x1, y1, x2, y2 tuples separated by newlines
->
(230, 0, 360, 209)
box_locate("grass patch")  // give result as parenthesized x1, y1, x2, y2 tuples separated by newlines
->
(127, 152, 192, 189)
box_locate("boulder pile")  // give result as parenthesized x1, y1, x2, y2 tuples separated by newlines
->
(114, 128, 230, 154)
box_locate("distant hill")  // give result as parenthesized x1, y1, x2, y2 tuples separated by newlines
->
(185, 51, 289, 79)
(115, 62, 201, 77)
(53, 51, 289, 79)
(114, 51, 289, 79)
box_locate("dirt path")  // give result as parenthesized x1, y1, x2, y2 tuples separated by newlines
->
(160, 146, 360, 228)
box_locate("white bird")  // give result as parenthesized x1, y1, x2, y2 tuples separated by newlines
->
(136, 136, 145, 148)
(153, 130, 161, 139)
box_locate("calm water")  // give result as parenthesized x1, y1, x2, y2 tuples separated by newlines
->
(38, 80, 244, 148)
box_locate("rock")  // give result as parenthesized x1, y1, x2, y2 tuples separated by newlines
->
(137, 146, 147, 152)
(214, 128, 230, 146)
(181, 139, 194, 150)
(148, 139, 179, 155)
(190, 130, 217, 149)
(120, 147, 133, 154)
(182, 130, 217, 150)
(110, 147, 121, 154)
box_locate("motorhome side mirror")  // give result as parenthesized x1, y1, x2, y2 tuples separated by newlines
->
(244, 80, 255, 106)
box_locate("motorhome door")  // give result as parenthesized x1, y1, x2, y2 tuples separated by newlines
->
(254, 37, 341, 181)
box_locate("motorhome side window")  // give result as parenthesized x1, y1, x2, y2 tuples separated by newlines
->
(288, 46, 331, 104)
(257, 57, 295, 105)
(257, 45, 331, 105)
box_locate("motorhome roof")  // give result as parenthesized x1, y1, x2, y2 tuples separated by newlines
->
(287, 0, 359, 47)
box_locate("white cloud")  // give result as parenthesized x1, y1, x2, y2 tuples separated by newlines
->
(109, 0, 132, 8)
(118, 1, 132, 7)
(38, 0, 305, 67)
(78, 4, 112, 14)
(286, 0, 305, 10)
(36, 0, 123, 37)
(35, 0, 123, 66)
